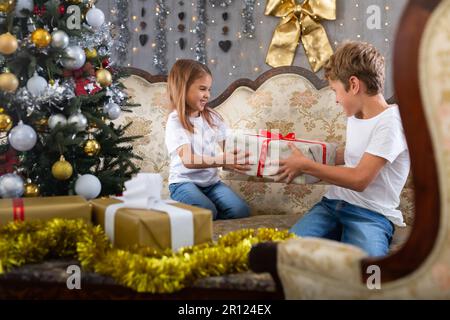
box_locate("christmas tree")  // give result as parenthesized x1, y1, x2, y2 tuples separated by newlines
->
(0, 0, 140, 199)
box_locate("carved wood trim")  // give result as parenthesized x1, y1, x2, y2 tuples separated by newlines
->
(122, 66, 396, 107)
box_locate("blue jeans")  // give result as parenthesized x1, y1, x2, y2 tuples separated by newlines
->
(290, 197, 394, 257)
(169, 181, 250, 220)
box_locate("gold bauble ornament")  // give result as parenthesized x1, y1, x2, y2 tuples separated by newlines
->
(49, 79, 55, 85)
(34, 118, 48, 132)
(0, 0, 16, 13)
(31, 28, 52, 48)
(95, 68, 112, 87)
(24, 182, 40, 197)
(0, 32, 18, 55)
(85, 48, 97, 60)
(52, 156, 73, 181)
(0, 71, 19, 93)
(84, 139, 101, 156)
(0, 111, 13, 132)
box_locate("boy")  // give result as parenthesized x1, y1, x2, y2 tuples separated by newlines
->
(276, 41, 410, 257)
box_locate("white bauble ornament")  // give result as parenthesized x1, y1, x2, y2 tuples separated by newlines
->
(68, 112, 88, 131)
(75, 174, 101, 200)
(51, 30, 69, 49)
(61, 46, 86, 70)
(8, 120, 37, 151)
(86, 6, 105, 28)
(107, 103, 121, 120)
(0, 173, 24, 198)
(14, 0, 34, 18)
(103, 101, 117, 113)
(48, 113, 67, 130)
(26, 72, 47, 96)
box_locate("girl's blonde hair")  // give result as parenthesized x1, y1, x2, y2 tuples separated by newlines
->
(167, 59, 222, 134)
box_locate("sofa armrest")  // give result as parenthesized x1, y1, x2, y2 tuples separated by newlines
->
(250, 238, 368, 299)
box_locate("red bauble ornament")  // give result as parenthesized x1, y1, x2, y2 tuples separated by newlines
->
(0, 148, 18, 175)
(33, 4, 46, 16)
(102, 58, 110, 68)
(59, 5, 66, 15)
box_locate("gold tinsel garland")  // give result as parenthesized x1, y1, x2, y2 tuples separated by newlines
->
(0, 219, 295, 293)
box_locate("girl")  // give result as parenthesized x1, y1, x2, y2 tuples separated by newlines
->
(165, 59, 251, 220)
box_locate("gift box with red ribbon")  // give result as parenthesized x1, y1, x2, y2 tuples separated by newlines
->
(223, 130, 338, 184)
(0, 196, 91, 225)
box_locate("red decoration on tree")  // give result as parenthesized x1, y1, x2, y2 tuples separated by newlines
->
(75, 78, 101, 96)
(102, 58, 110, 68)
(59, 5, 66, 15)
(0, 148, 18, 175)
(63, 63, 96, 80)
(33, 5, 46, 16)
(64, 62, 102, 96)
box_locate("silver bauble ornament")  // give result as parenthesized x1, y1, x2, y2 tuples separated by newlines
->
(8, 120, 38, 152)
(51, 30, 69, 49)
(75, 174, 102, 200)
(26, 71, 47, 96)
(14, 0, 34, 18)
(0, 173, 25, 199)
(61, 46, 86, 70)
(48, 113, 67, 130)
(107, 103, 121, 120)
(68, 112, 88, 131)
(86, 6, 105, 28)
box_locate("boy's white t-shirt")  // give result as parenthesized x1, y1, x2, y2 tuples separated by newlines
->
(325, 105, 410, 227)
(165, 111, 228, 187)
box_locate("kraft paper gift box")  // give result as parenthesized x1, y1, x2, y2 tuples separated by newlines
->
(90, 174, 213, 251)
(0, 196, 91, 225)
(223, 130, 338, 184)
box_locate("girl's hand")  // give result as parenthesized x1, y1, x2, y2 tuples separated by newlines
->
(222, 148, 252, 174)
(275, 143, 310, 184)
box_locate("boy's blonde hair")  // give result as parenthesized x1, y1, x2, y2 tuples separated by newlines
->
(324, 41, 385, 96)
(167, 59, 221, 134)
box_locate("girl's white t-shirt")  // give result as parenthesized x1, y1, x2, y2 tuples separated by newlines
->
(165, 111, 229, 187)
(325, 105, 411, 227)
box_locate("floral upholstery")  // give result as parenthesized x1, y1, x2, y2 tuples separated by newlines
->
(118, 73, 415, 231)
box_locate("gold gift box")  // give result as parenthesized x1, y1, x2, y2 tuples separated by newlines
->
(90, 198, 213, 251)
(0, 196, 91, 225)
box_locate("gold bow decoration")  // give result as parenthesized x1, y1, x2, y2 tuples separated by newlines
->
(265, 0, 336, 72)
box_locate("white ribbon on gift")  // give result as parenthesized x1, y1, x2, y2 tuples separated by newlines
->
(104, 173, 194, 251)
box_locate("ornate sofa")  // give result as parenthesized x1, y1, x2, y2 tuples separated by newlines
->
(118, 66, 414, 254)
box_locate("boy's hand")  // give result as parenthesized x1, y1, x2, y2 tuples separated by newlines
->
(275, 143, 310, 184)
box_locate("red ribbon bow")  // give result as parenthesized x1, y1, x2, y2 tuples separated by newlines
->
(258, 129, 297, 141)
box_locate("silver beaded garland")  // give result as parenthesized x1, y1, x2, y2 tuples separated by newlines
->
(242, 0, 256, 39)
(194, 0, 208, 64)
(153, 0, 169, 74)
